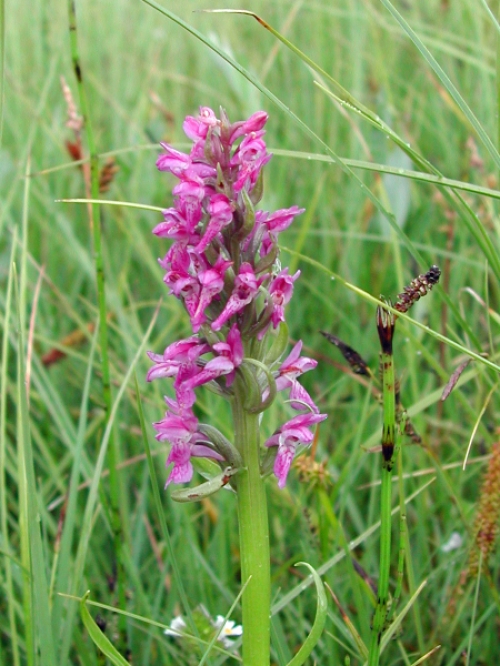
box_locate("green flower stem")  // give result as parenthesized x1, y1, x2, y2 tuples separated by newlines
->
(233, 388, 271, 666)
(368, 308, 397, 666)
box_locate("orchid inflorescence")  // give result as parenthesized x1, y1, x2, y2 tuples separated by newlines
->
(147, 107, 326, 491)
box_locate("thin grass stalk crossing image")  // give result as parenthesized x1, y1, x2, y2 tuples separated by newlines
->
(66, 0, 128, 650)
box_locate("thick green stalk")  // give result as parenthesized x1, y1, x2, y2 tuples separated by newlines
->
(391, 446, 406, 618)
(368, 462, 393, 666)
(67, 0, 126, 640)
(233, 388, 271, 666)
(368, 307, 397, 666)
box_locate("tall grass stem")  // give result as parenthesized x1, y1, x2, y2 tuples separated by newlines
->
(66, 0, 126, 642)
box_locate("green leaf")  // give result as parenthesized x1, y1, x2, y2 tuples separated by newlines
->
(380, 580, 427, 654)
(170, 467, 239, 503)
(16, 263, 57, 666)
(285, 563, 328, 666)
(79, 592, 130, 666)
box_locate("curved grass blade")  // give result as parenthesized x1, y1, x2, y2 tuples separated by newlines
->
(56, 197, 163, 213)
(314, 80, 500, 280)
(16, 278, 57, 665)
(463, 384, 497, 469)
(202, 8, 500, 316)
(327, 585, 368, 660)
(135, 373, 195, 633)
(1, 229, 20, 666)
(49, 145, 500, 204)
(70, 312, 158, 635)
(285, 563, 328, 666)
(381, 0, 500, 172)
(80, 592, 129, 666)
(478, 0, 500, 36)
(141, 0, 424, 269)
(379, 580, 427, 655)
(409, 645, 442, 666)
(273, 150, 500, 202)
(272, 478, 435, 616)
(284, 247, 500, 374)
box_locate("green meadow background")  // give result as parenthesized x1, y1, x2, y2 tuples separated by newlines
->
(2, 0, 500, 664)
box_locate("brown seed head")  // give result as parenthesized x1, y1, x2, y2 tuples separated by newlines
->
(468, 442, 500, 577)
(376, 304, 395, 354)
(394, 265, 441, 314)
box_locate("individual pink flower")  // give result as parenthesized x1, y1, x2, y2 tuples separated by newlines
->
(211, 263, 264, 331)
(195, 194, 234, 253)
(275, 342, 317, 390)
(156, 144, 191, 176)
(256, 268, 301, 339)
(261, 340, 317, 407)
(229, 110, 268, 144)
(265, 412, 327, 488)
(265, 205, 305, 234)
(153, 407, 223, 486)
(182, 324, 243, 390)
(153, 207, 199, 244)
(211, 324, 244, 386)
(183, 106, 219, 141)
(190, 255, 233, 332)
(172, 178, 206, 222)
(232, 131, 272, 192)
(146, 337, 210, 382)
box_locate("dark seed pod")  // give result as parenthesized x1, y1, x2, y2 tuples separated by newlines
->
(441, 358, 472, 401)
(321, 331, 372, 376)
(395, 265, 441, 313)
(376, 304, 396, 355)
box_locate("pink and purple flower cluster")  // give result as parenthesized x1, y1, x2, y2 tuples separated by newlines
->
(147, 107, 326, 488)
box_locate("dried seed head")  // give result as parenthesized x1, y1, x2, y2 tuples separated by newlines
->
(394, 265, 441, 314)
(441, 358, 472, 401)
(99, 157, 119, 193)
(60, 76, 83, 133)
(376, 303, 396, 354)
(294, 456, 331, 488)
(468, 441, 500, 577)
(320, 331, 371, 376)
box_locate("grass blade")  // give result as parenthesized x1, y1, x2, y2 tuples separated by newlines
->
(381, 0, 500, 171)
(16, 278, 57, 665)
(80, 592, 129, 666)
(285, 563, 328, 666)
(1, 229, 20, 666)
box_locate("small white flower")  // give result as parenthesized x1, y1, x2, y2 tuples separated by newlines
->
(441, 531, 463, 553)
(164, 615, 187, 637)
(213, 615, 243, 647)
(164, 609, 242, 648)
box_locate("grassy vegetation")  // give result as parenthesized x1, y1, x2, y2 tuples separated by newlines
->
(2, 0, 500, 663)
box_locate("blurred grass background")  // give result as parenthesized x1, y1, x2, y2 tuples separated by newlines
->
(2, 0, 500, 664)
